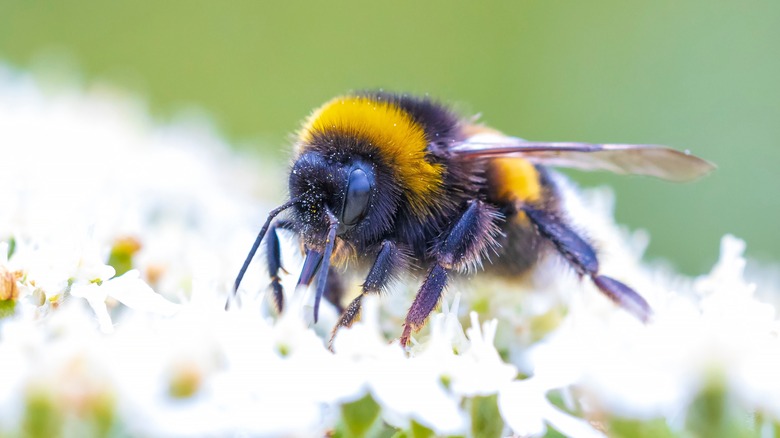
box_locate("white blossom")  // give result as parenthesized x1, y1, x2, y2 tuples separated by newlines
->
(0, 65, 778, 438)
(70, 269, 180, 333)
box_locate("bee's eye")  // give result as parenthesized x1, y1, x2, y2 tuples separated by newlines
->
(341, 168, 371, 225)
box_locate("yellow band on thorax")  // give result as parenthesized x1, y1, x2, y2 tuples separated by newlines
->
(299, 96, 443, 215)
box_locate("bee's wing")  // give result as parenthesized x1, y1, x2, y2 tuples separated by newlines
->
(452, 135, 715, 182)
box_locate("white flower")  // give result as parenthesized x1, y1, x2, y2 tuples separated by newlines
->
(499, 377, 606, 438)
(415, 301, 517, 399)
(521, 234, 780, 426)
(2, 64, 780, 438)
(70, 269, 180, 333)
(334, 296, 467, 434)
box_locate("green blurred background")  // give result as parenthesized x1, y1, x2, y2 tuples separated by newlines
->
(1, 1, 777, 274)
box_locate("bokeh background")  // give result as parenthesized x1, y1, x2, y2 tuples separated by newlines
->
(1, 1, 777, 274)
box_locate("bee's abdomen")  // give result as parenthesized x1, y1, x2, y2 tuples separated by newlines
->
(486, 157, 542, 204)
(482, 159, 558, 277)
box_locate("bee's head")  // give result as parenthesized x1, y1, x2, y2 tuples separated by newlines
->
(288, 150, 399, 251)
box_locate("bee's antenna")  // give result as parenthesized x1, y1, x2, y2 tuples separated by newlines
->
(230, 197, 299, 307)
(313, 209, 339, 323)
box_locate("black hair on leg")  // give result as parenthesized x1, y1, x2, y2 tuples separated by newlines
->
(523, 205, 652, 322)
(329, 240, 403, 350)
(401, 200, 500, 346)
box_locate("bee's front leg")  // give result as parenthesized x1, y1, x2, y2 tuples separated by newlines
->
(329, 240, 405, 349)
(266, 219, 296, 313)
(400, 200, 501, 347)
(523, 205, 652, 322)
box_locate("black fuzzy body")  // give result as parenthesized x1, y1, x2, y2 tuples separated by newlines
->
(246, 91, 656, 342)
(287, 91, 552, 277)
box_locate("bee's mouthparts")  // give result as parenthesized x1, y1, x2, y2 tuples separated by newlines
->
(295, 209, 339, 323)
(296, 249, 323, 287)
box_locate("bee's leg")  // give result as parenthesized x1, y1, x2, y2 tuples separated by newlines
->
(523, 205, 652, 322)
(400, 264, 448, 346)
(400, 200, 500, 346)
(329, 240, 403, 349)
(266, 219, 296, 313)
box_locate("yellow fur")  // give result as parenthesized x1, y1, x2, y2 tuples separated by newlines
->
(299, 96, 443, 215)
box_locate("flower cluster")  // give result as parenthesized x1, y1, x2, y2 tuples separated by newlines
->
(0, 66, 778, 437)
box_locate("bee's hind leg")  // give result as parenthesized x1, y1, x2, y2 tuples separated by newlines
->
(522, 205, 652, 322)
(329, 240, 404, 350)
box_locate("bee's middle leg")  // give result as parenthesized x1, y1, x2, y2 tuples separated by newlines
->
(400, 200, 500, 346)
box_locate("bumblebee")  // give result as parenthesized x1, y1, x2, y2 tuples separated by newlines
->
(232, 92, 714, 346)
